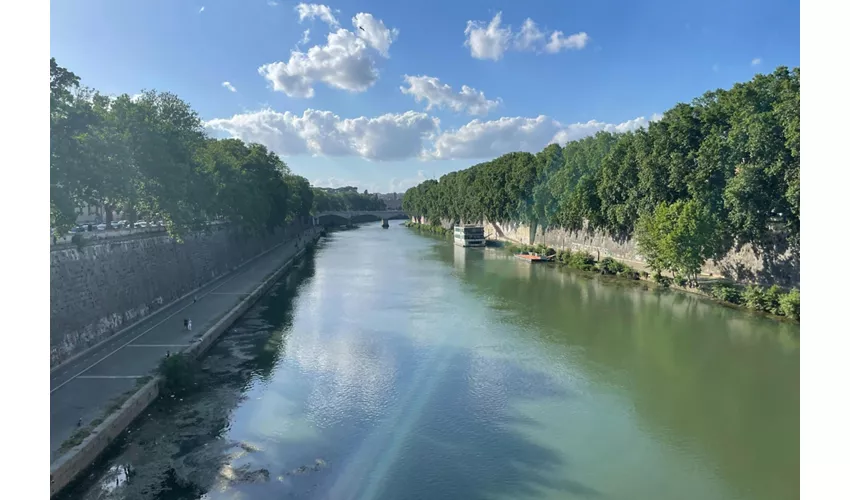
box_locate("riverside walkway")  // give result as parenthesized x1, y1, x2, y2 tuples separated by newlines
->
(50, 228, 320, 462)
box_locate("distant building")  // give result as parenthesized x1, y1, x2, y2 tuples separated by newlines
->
(374, 192, 402, 210)
(75, 204, 122, 225)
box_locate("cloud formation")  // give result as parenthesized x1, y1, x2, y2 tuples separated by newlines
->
(206, 108, 659, 162)
(295, 3, 339, 27)
(205, 109, 439, 161)
(465, 12, 589, 60)
(400, 75, 501, 116)
(259, 11, 397, 97)
(751, 57, 762, 66)
(464, 12, 513, 61)
(221, 81, 237, 92)
(353, 12, 398, 57)
(545, 31, 589, 53)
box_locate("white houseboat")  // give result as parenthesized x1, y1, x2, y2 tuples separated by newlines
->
(453, 225, 486, 247)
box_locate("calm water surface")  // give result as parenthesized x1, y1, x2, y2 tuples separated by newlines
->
(65, 221, 800, 500)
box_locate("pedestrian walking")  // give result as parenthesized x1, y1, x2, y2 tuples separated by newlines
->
(183, 318, 189, 330)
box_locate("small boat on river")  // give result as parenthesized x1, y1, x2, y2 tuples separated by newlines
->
(514, 252, 553, 263)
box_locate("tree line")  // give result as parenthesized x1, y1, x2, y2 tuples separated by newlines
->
(51, 58, 380, 240)
(403, 67, 800, 284)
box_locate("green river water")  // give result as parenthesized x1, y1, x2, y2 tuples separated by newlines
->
(63, 221, 800, 500)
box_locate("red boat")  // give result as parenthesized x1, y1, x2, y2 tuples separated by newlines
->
(514, 252, 553, 263)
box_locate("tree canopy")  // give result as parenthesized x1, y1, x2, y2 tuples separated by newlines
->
(403, 67, 800, 279)
(49, 58, 340, 238)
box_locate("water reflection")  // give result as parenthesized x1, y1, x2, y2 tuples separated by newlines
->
(63, 224, 799, 500)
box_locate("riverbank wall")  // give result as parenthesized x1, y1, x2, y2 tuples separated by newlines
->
(50, 221, 311, 367)
(49, 228, 321, 497)
(412, 216, 799, 287)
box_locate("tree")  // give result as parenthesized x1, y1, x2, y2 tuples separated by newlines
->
(50, 58, 98, 232)
(635, 200, 726, 285)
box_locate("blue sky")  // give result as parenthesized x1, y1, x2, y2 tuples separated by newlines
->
(50, 0, 800, 194)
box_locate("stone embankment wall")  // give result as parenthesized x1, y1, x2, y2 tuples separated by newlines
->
(50, 222, 309, 367)
(413, 216, 799, 287)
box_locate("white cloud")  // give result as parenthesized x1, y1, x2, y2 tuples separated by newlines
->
(545, 31, 589, 53)
(353, 12, 398, 57)
(221, 81, 237, 92)
(751, 57, 762, 66)
(429, 116, 561, 159)
(400, 75, 500, 116)
(260, 12, 397, 97)
(205, 108, 439, 161)
(464, 12, 512, 61)
(550, 114, 662, 145)
(206, 107, 658, 163)
(515, 18, 544, 51)
(199, 6, 205, 13)
(430, 114, 660, 160)
(268, 1, 278, 5)
(295, 3, 339, 27)
(259, 29, 376, 98)
(465, 13, 589, 59)
(299, 29, 311, 46)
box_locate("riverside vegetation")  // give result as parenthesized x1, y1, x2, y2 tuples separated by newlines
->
(405, 221, 799, 320)
(50, 58, 384, 240)
(403, 67, 799, 318)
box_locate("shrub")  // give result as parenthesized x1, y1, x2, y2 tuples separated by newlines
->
(711, 283, 741, 304)
(779, 288, 800, 320)
(159, 353, 198, 395)
(640, 271, 649, 279)
(618, 265, 641, 280)
(569, 251, 596, 271)
(763, 285, 784, 315)
(555, 249, 572, 264)
(673, 275, 688, 287)
(742, 285, 767, 311)
(597, 257, 625, 275)
(544, 246, 557, 256)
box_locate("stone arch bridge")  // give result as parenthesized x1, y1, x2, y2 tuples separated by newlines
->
(313, 210, 408, 226)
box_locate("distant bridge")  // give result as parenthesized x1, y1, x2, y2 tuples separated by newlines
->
(313, 210, 408, 226)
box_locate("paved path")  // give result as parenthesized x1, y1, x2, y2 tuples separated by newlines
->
(50, 229, 319, 462)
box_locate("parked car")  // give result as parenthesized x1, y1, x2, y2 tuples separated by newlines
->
(96, 223, 108, 231)
(134, 221, 147, 229)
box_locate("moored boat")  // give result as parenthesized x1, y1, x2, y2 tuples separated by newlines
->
(514, 252, 553, 263)
(454, 225, 485, 247)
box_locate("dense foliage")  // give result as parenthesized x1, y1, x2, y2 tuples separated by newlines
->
(50, 58, 316, 239)
(403, 67, 800, 281)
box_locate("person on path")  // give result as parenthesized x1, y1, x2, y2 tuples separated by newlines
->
(183, 319, 189, 330)
(187, 319, 192, 331)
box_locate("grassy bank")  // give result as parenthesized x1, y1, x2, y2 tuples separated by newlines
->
(503, 242, 800, 322)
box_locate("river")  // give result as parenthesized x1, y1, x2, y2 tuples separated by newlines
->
(61, 221, 800, 500)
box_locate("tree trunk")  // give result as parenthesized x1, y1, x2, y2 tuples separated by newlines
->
(104, 203, 113, 225)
